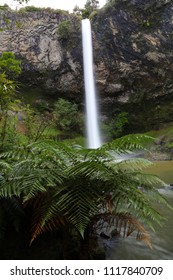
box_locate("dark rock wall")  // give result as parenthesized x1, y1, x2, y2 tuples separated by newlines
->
(91, 0, 173, 131)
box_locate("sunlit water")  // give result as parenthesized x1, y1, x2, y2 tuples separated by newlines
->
(102, 161, 173, 259)
(82, 19, 102, 149)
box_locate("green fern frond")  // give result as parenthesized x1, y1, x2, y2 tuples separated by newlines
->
(28, 141, 81, 165)
(100, 134, 153, 154)
(55, 185, 98, 238)
(116, 158, 154, 171)
(0, 160, 12, 171)
(28, 193, 66, 244)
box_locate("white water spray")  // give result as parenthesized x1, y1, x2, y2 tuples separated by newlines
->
(82, 19, 102, 149)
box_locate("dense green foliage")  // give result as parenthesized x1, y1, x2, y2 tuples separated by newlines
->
(53, 98, 83, 134)
(0, 53, 22, 151)
(0, 52, 21, 79)
(57, 21, 73, 39)
(82, 0, 99, 18)
(20, 5, 43, 12)
(0, 74, 18, 150)
(102, 112, 129, 140)
(56, 18, 81, 49)
(73, 0, 99, 18)
(112, 112, 129, 137)
(18, 6, 69, 15)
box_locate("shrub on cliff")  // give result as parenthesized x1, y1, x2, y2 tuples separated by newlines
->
(53, 98, 83, 134)
(0, 52, 21, 80)
(57, 21, 73, 40)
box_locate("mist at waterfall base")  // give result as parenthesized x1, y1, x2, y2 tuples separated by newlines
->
(82, 19, 102, 149)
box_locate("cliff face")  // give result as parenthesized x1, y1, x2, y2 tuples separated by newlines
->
(93, 0, 173, 131)
(0, 9, 83, 96)
(1, 1, 173, 131)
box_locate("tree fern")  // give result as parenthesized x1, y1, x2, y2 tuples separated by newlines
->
(0, 135, 170, 250)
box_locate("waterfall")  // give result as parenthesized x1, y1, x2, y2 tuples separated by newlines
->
(82, 19, 102, 149)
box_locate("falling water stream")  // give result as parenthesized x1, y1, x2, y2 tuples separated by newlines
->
(82, 19, 102, 149)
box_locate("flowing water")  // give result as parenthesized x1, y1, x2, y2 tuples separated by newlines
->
(105, 161, 173, 260)
(82, 19, 102, 149)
